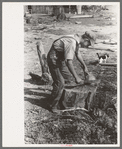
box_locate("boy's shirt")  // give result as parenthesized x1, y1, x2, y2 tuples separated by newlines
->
(53, 34, 80, 61)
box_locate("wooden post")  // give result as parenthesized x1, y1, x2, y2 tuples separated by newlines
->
(76, 5, 82, 14)
(69, 5, 71, 14)
(36, 41, 49, 74)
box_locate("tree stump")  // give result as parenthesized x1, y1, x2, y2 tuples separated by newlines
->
(59, 81, 100, 111)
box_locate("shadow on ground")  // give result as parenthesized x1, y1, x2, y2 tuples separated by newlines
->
(24, 78, 44, 86)
(24, 97, 51, 111)
(24, 72, 52, 85)
(24, 87, 51, 111)
(24, 87, 51, 97)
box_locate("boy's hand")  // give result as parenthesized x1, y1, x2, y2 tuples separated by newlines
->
(84, 69, 89, 79)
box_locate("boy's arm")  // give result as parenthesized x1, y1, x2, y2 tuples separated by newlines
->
(75, 50, 89, 78)
(66, 59, 82, 83)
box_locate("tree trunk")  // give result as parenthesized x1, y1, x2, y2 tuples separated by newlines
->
(59, 82, 100, 111)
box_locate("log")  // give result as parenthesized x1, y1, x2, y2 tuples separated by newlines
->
(99, 63, 117, 67)
(88, 43, 117, 52)
(96, 39, 117, 45)
(70, 15, 93, 19)
(32, 25, 47, 30)
(59, 81, 100, 111)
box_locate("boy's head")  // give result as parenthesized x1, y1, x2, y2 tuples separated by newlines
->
(80, 31, 96, 48)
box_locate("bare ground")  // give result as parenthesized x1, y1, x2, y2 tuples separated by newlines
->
(24, 5, 118, 144)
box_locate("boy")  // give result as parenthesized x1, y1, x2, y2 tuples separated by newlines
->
(47, 31, 96, 112)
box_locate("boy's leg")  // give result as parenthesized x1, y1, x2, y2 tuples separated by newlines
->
(48, 64, 65, 110)
(59, 61, 73, 84)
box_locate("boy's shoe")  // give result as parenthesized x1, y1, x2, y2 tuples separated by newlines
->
(51, 108, 61, 114)
(47, 102, 60, 114)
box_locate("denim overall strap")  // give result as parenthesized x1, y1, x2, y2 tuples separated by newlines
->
(53, 36, 79, 51)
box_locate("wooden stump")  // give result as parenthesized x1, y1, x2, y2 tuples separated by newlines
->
(59, 81, 100, 111)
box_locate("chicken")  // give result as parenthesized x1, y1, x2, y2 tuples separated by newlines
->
(96, 53, 109, 63)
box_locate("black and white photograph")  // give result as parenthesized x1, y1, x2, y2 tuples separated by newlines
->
(3, 2, 120, 147)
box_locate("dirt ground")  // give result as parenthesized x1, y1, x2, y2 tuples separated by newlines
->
(24, 5, 118, 144)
